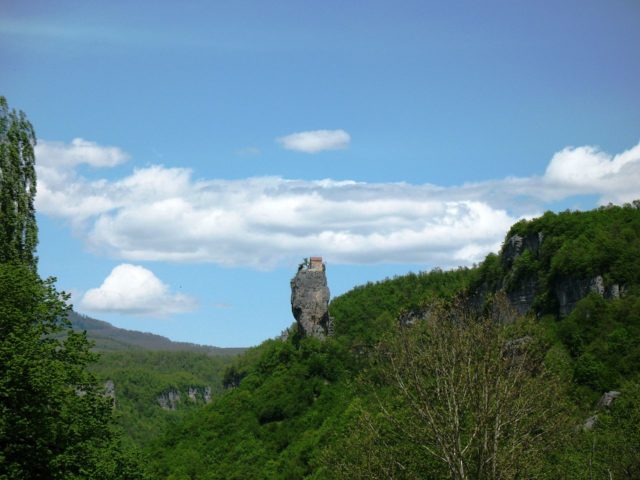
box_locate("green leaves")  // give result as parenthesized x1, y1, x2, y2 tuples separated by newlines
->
(0, 97, 148, 478)
(0, 263, 145, 479)
(0, 96, 38, 269)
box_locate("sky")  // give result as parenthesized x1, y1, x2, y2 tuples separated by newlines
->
(1, 0, 639, 347)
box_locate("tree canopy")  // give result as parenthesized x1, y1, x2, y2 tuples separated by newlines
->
(0, 96, 38, 268)
(0, 97, 144, 479)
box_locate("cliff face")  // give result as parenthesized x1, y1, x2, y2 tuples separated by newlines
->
(474, 226, 627, 318)
(291, 260, 333, 339)
(501, 232, 608, 316)
(501, 232, 543, 315)
(156, 386, 212, 410)
(502, 232, 543, 270)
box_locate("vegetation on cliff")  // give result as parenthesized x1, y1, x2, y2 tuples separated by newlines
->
(148, 203, 640, 479)
(90, 351, 234, 448)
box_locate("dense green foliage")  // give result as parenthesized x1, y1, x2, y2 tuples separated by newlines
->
(325, 301, 571, 480)
(330, 267, 473, 349)
(0, 96, 38, 268)
(90, 351, 234, 447)
(556, 292, 640, 401)
(146, 204, 640, 479)
(471, 204, 640, 402)
(471, 203, 640, 313)
(0, 263, 144, 479)
(147, 338, 351, 479)
(146, 268, 479, 479)
(515, 203, 640, 286)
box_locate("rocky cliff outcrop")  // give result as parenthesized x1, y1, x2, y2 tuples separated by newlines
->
(506, 276, 539, 316)
(555, 275, 604, 316)
(157, 389, 181, 410)
(554, 275, 624, 316)
(501, 232, 544, 315)
(104, 379, 116, 407)
(502, 232, 543, 269)
(473, 230, 625, 318)
(583, 390, 621, 430)
(291, 257, 333, 339)
(471, 232, 545, 316)
(157, 386, 212, 410)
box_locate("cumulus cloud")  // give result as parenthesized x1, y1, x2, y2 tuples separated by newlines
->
(35, 138, 640, 269)
(543, 143, 640, 204)
(80, 264, 196, 316)
(34, 139, 130, 222)
(277, 129, 350, 153)
(36, 138, 129, 168)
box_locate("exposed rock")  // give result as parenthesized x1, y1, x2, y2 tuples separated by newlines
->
(502, 233, 524, 268)
(398, 308, 423, 327)
(104, 380, 115, 395)
(597, 390, 621, 409)
(486, 226, 625, 320)
(278, 327, 291, 341)
(291, 257, 333, 339)
(591, 275, 605, 296)
(502, 232, 543, 269)
(607, 284, 621, 299)
(504, 336, 533, 358)
(583, 415, 598, 431)
(157, 389, 181, 410)
(490, 232, 545, 315)
(506, 276, 538, 316)
(188, 387, 198, 402)
(502, 234, 524, 269)
(104, 379, 116, 407)
(555, 275, 605, 317)
(581, 391, 621, 430)
(159, 386, 212, 406)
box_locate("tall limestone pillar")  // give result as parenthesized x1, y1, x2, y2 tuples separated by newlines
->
(290, 257, 333, 339)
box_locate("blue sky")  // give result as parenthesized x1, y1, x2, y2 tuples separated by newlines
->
(1, 0, 639, 346)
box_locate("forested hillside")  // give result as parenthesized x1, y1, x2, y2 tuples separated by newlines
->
(471, 204, 640, 406)
(62, 311, 244, 449)
(50, 312, 244, 449)
(68, 311, 245, 355)
(3, 96, 639, 479)
(147, 203, 640, 479)
(90, 350, 236, 448)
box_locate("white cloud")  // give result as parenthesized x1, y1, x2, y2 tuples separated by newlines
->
(544, 142, 640, 203)
(36, 138, 129, 168)
(277, 129, 350, 153)
(80, 264, 196, 316)
(36, 139, 640, 269)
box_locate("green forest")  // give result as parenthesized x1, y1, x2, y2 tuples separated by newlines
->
(147, 202, 640, 479)
(2, 96, 640, 479)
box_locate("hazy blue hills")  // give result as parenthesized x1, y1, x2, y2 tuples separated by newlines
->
(68, 310, 246, 355)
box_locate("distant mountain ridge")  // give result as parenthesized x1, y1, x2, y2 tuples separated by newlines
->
(68, 311, 245, 355)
